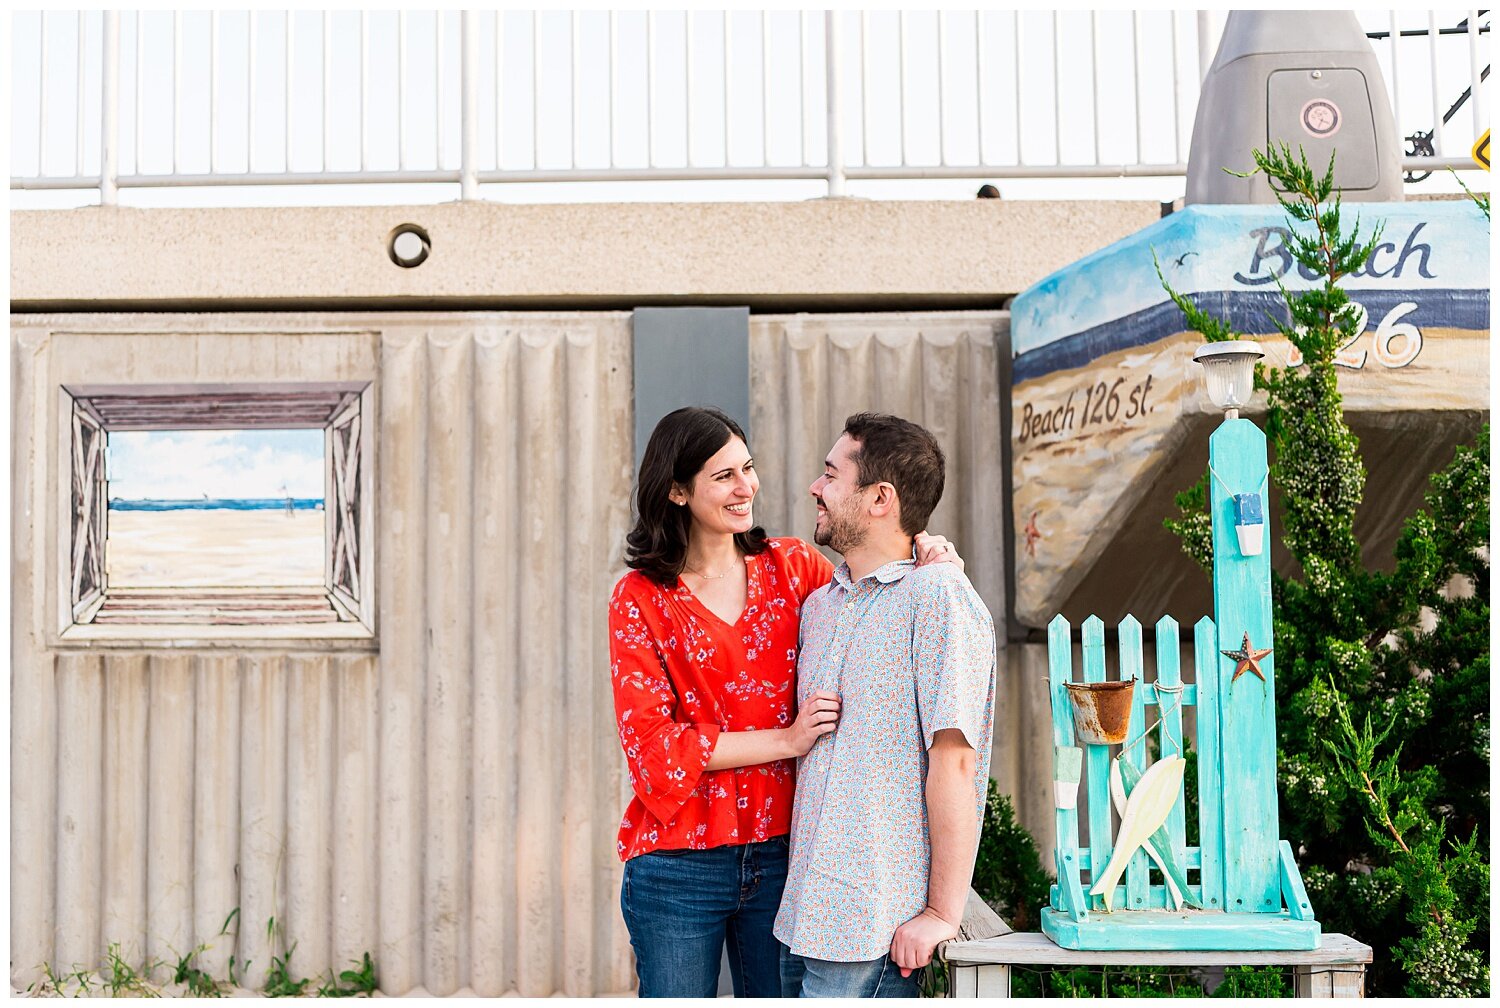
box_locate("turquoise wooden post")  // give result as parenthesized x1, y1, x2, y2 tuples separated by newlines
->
(1207, 418, 1280, 913)
(1152, 617, 1186, 886)
(1080, 617, 1110, 909)
(1048, 615, 1088, 922)
(1118, 617, 1149, 910)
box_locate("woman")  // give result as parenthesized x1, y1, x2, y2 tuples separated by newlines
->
(609, 406, 961, 997)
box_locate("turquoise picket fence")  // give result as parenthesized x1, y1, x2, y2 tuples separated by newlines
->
(1040, 613, 1319, 951)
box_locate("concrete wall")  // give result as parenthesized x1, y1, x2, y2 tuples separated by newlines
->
(10, 200, 1161, 311)
(12, 308, 1036, 996)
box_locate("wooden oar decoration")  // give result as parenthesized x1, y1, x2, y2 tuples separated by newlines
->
(1109, 757, 1203, 911)
(1089, 755, 1186, 911)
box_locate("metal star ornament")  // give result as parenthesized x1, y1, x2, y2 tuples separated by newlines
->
(1221, 633, 1273, 684)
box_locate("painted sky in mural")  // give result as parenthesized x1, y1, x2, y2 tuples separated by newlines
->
(107, 429, 324, 502)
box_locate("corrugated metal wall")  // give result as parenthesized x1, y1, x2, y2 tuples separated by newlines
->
(12, 309, 1030, 997)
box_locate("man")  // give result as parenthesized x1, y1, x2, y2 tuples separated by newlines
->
(774, 412, 996, 998)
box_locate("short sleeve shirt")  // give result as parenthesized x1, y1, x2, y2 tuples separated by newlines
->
(609, 537, 834, 860)
(772, 558, 996, 962)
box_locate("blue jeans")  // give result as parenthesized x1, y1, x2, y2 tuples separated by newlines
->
(620, 836, 788, 998)
(780, 945, 922, 998)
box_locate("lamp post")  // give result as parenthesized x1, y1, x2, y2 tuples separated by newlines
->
(1192, 339, 1281, 915)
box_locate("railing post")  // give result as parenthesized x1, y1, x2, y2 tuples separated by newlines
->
(1469, 10, 1486, 138)
(1196, 10, 1214, 81)
(1428, 11, 1444, 157)
(101, 11, 120, 205)
(461, 10, 479, 200)
(824, 10, 846, 197)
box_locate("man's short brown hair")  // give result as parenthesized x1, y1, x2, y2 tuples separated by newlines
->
(841, 412, 945, 535)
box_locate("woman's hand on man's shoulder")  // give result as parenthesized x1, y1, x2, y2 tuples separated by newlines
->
(913, 531, 965, 573)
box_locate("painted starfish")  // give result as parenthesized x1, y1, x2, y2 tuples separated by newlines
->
(1221, 632, 1273, 684)
(1024, 511, 1043, 557)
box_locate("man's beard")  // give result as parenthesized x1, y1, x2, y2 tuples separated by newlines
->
(813, 500, 865, 555)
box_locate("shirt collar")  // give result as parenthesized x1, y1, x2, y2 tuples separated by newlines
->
(832, 555, 916, 590)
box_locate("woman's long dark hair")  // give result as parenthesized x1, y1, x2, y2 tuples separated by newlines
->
(626, 406, 769, 586)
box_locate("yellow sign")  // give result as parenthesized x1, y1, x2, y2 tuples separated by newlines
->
(1473, 130, 1490, 170)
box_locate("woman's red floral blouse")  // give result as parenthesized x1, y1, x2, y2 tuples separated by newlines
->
(609, 537, 834, 861)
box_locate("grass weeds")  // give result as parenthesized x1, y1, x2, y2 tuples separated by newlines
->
(25, 911, 378, 998)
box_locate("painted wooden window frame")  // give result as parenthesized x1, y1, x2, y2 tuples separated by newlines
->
(54, 382, 377, 642)
(69, 397, 109, 624)
(325, 393, 367, 623)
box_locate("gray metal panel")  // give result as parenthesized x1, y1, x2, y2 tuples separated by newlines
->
(1267, 68, 1380, 191)
(631, 307, 751, 472)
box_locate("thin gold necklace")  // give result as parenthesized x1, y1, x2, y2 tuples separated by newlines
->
(684, 558, 739, 580)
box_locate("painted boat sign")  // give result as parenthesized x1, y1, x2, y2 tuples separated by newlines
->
(1010, 201, 1490, 628)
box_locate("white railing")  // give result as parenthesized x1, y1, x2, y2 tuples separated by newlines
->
(8, 10, 1489, 204)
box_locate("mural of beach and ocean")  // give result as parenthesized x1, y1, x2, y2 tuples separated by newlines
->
(105, 430, 326, 588)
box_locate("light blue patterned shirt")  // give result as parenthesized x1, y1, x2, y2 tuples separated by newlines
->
(773, 557, 996, 962)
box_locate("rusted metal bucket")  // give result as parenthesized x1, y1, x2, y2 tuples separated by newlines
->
(1064, 679, 1135, 745)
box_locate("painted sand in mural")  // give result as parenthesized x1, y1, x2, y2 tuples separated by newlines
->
(1010, 201, 1490, 627)
(108, 509, 324, 587)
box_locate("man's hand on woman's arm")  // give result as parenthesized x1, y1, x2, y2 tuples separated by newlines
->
(890, 728, 978, 976)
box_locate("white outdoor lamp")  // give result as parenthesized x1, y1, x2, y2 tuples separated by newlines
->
(1194, 340, 1267, 556)
(1192, 340, 1264, 420)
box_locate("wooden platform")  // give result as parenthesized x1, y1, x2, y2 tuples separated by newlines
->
(941, 931, 1373, 998)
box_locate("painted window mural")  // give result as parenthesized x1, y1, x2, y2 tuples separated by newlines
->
(63, 384, 372, 631)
